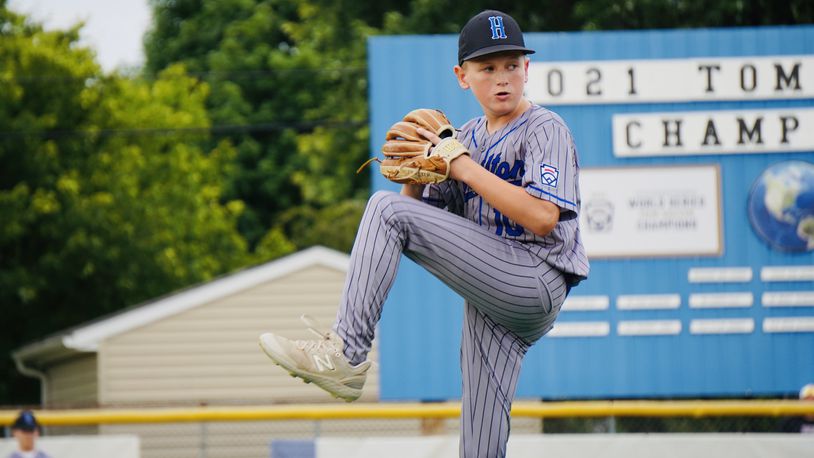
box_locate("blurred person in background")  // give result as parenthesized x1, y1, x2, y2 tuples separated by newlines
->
(6, 411, 51, 458)
(778, 383, 814, 433)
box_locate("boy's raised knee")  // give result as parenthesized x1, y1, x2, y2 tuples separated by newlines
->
(366, 190, 412, 211)
(368, 190, 397, 205)
(364, 190, 414, 227)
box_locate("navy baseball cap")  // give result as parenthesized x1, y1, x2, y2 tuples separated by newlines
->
(458, 10, 535, 65)
(11, 410, 40, 432)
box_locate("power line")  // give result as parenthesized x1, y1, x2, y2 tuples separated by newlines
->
(0, 120, 368, 139)
(4, 67, 367, 83)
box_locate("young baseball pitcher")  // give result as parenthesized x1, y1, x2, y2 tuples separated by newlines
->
(260, 9, 589, 457)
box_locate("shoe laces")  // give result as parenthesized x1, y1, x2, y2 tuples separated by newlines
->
(295, 315, 342, 356)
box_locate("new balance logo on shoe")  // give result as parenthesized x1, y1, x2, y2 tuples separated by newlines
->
(313, 354, 335, 372)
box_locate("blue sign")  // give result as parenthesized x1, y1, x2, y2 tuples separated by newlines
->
(369, 26, 814, 400)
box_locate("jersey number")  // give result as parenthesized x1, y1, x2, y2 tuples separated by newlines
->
(493, 209, 524, 236)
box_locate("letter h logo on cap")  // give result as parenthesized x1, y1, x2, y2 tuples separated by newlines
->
(488, 16, 507, 40)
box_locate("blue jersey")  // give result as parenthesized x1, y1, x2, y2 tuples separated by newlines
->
(423, 104, 589, 285)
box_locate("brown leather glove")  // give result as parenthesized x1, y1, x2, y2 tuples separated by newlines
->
(358, 108, 469, 184)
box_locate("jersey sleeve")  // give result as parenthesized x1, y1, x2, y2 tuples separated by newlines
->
(523, 120, 580, 220)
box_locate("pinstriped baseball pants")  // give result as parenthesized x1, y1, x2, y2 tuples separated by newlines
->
(334, 191, 567, 458)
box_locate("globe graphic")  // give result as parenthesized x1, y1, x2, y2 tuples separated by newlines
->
(748, 160, 814, 253)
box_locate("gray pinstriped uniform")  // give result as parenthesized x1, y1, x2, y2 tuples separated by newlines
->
(334, 104, 589, 457)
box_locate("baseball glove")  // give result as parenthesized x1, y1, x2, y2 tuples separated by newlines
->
(357, 108, 470, 185)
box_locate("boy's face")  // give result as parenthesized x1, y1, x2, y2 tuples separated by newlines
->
(13, 429, 37, 451)
(455, 52, 529, 119)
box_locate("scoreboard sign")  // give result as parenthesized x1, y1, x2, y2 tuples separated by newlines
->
(369, 26, 814, 400)
(526, 56, 812, 104)
(612, 108, 814, 157)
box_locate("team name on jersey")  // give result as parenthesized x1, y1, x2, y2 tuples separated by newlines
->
(467, 156, 525, 203)
(479, 155, 525, 184)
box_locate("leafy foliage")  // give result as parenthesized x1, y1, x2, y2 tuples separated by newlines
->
(0, 4, 248, 403)
(145, 0, 371, 248)
(381, 0, 814, 33)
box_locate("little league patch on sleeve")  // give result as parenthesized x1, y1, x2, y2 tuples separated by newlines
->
(540, 164, 559, 187)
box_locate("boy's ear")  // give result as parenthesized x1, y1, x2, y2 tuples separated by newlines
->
(524, 57, 530, 83)
(454, 65, 470, 90)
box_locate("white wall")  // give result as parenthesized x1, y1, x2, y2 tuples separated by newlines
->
(317, 434, 814, 458)
(99, 266, 380, 405)
(0, 435, 139, 458)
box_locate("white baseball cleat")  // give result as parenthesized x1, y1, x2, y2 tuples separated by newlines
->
(259, 315, 370, 402)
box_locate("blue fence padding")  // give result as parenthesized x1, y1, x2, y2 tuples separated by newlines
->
(270, 440, 315, 458)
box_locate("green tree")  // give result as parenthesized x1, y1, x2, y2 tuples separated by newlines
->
(381, 0, 814, 34)
(0, 2, 250, 404)
(145, 0, 373, 250)
(571, 0, 813, 30)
